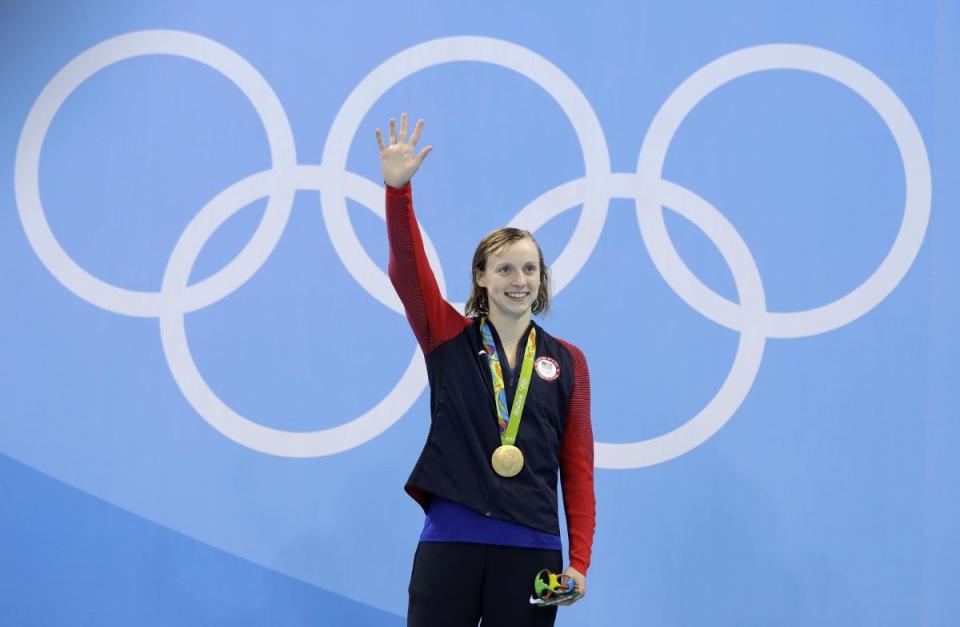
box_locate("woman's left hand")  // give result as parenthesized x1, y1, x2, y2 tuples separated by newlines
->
(559, 566, 586, 605)
(375, 113, 432, 188)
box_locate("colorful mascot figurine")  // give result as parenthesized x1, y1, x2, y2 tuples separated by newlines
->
(529, 569, 581, 607)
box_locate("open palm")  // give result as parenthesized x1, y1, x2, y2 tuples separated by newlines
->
(375, 112, 432, 188)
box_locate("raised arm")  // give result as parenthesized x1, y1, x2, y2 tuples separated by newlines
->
(378, 114, 469, 353)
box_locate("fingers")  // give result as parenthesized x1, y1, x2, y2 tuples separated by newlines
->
(385, 115, 426, 143)
(375, 128, 385, 152)
(383, 114, 425, 147)
(562, 567, 585, 602)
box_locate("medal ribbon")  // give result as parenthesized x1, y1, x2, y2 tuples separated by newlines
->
(480, 319, 537, 446)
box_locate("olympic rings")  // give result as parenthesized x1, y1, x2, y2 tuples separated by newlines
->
(158, 166, 445, 457)
(635, 44, 931, 338)
(320, 36, 611, 301)
(14, 31, 931, 467)
(15, 30, 298, 317)
(514, 174, 767, 468)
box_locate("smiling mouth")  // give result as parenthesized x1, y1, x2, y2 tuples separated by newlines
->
(506, 292, 529, 301)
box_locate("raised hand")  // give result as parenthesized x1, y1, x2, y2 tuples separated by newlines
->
(375, 112, 432, 189)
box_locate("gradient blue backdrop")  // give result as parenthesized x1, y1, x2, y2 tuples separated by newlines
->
(1, 1, 957, 625)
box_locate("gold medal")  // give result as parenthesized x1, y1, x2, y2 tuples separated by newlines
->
(491, 444, 524, 477)
(480, 320, 536, 480)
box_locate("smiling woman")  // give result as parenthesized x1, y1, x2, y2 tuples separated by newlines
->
(467, 229, 550, 328)
(377, 113, 596, 627)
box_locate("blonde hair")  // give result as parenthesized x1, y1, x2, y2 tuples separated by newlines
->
(464, 228, 550, 317)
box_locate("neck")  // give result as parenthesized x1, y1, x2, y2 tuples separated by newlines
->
(486, 310, 531, 348)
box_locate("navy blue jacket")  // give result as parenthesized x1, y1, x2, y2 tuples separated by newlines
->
(386, 183, 596, 573)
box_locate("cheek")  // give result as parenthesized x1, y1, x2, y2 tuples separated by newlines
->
(484, 272, 504, 288)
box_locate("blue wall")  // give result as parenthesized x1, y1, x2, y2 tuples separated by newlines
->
(1, 1, 957, 624)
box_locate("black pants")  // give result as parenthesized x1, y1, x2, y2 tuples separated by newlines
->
(407, 541, 562, 627)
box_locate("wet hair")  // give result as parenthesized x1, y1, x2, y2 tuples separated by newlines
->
(464, 227, 550, 317)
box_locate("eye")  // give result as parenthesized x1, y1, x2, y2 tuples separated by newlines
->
(524, 264, 538, 274)
(497, 265, 512, 274)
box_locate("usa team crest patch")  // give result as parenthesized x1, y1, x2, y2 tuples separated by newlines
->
(535, 356, 560, 381)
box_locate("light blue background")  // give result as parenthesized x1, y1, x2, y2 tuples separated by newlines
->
(1, 1, 957, 625)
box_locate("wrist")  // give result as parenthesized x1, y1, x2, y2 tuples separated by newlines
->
(385, 180, 411, 194)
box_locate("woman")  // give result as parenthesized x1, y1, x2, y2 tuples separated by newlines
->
(377, 113, 595, 627)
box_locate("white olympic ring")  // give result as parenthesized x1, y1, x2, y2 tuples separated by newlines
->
(159, 166, 444, 456)
(14, 31, 931, 467)
(320, 36, 611, 300)
(635, 44, 931, 338)
(14, 30, 299, 317)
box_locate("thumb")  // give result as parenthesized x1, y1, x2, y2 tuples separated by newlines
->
(415, 145, 433, 166)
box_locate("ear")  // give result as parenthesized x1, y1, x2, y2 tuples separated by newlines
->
(475, 269, 487, 288)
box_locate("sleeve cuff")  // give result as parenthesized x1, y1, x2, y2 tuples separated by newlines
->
(385, 181, 411, 195)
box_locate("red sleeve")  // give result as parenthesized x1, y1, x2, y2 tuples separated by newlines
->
(557, 339, 596, 575)
(386, 182, 470, 353)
